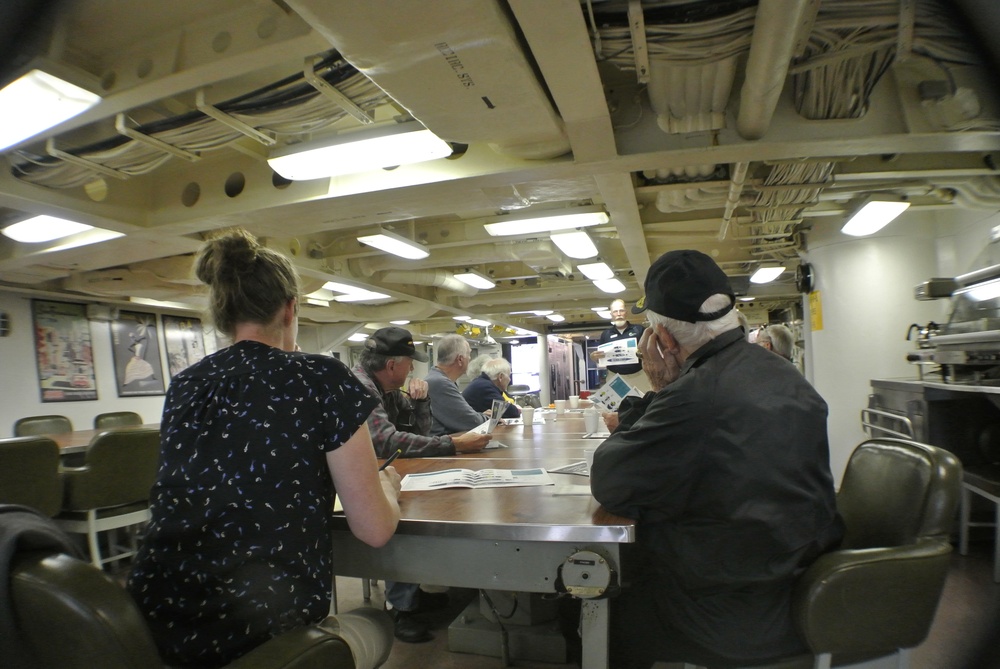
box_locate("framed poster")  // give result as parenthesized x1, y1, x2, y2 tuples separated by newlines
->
(162, 315, 206, 378)
(110, 310, 165, 396)
(32, 300, 98, 402)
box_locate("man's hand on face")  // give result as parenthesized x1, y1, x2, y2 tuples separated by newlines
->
(639, 325, 682, 391)
(406, 377, 428, 400)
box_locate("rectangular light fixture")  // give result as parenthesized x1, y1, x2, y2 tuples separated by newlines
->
(454, 269, 495, 290)
(577, 262, 615, 281)
(546, 314, 566, 322)
(594, 278, 626, 293)
(2, 215, 94, 243)
(357, 228, 429, 259)
(750, 266, 785, 284)
(550, 231, 598, 259)
(841, 199, 910, 237)
(468, 318, 492, 327)
(348, 333, 370, 342)
(483, 206, 609, 237)
(390, 319, 411, 325)
(267, 121, 453, 181)
(453, 315, 471, 321)
(0, 70, 101, 152)
(334, 289, 391, 302)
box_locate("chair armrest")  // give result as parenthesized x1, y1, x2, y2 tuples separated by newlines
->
(792, 538, 951, 656)
(226, 627, 356, 669)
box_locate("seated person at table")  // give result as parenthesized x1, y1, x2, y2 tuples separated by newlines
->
(589, 250, 843, 669)
(425, 334, 491, 436)
(351, 326, 489, 643)
(127, 229, 401, 667)
(462, 357, 521, 419)
(756, 323, 795, 362)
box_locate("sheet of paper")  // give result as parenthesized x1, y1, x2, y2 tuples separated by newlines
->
(401, 467, 554, 491)
(590, 374, 643, 411)
(596, 337, 639, 368)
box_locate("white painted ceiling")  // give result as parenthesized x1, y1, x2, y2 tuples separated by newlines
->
(1, 0, 999, 343)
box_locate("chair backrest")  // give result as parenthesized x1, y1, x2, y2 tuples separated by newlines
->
(62, 427, 161, 511)
(13, 414, 72, 437)
(12, 551, 165, 669)
(0, 436, 63, 516)
(837, 437, 961, 549)
(793, 438, 962, 658)
(94, 411, 143, 429)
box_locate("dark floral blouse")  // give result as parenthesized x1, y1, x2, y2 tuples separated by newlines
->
(126, 341, 378, 667)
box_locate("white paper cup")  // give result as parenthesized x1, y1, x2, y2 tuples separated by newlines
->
(521, 406, 535, 424)
(584, 448, 596, 473)
(584, 410, 600, 434)
(555, 399, 567, 414)
(569, 395, 580, 409)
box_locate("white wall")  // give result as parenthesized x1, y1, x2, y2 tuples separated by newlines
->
(0, 293, 167, 437)
(804, 208, 1000, 484)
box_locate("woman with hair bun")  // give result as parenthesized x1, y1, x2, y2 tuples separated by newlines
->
(127, 228, 400, 667)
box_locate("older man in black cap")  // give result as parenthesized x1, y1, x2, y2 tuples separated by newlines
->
(588, 250, 843, 668)
(351, 326, 490, 643)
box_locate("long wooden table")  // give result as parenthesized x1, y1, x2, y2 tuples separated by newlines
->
(47, 424, 161, 455)
(330, 412, 632, 669)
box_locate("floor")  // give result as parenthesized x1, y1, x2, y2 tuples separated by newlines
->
(327, 541, 1000, 669)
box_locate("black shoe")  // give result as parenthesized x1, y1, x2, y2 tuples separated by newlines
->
(413, 590, 449, 613)
(391, 609, 433, 643)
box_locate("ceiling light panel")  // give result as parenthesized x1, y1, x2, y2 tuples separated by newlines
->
(550, 231, 598, 259)
(841, 200, 911, 236)
(454, 270, 495, 290)
(356, 229, 429, 259)
(483, 208, 609, 237)
(0, 70, 101, 151)
(577, 262, 614, 281)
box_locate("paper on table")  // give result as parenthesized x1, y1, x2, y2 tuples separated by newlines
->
(596, 337, 639, 368)
(401, 467, 554, 491)
(548, 461, 589, 476)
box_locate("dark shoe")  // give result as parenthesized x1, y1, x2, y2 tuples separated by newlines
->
(391, 609, 433, 643)
(414, 590, 449, 613)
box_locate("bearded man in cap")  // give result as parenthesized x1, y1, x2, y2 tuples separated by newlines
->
(352, 326, 490, 643)
(589, 250, 843, 668)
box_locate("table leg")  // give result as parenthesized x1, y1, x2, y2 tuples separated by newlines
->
(580, 599, 610, 669)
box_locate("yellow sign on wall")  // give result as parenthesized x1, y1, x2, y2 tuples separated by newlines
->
(809, 291, 822, 331)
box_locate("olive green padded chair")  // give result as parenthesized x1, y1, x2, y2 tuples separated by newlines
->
(54, 427, 161, 569)
(94, 411, 144, 429)
(13, 414, 72, 437)
(7, 514, 393, 669)
(685, 438, 962, 669)
(0, 436, 63, 516)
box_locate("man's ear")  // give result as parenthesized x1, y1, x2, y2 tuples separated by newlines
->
(654, 323, 680, 354)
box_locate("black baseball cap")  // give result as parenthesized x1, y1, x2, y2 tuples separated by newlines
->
(632, 250, 735, 323)
(365, 326, 428, 362)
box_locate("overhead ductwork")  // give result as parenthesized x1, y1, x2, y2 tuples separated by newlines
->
(284, 0, 571, 159)
(353, 240, 567, 276)
(377, 269, 479, 296)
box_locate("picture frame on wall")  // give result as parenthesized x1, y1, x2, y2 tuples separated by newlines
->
(110, 310, 166, 396)
(162, 315, 206, 378)
(32, 300, 98, 402)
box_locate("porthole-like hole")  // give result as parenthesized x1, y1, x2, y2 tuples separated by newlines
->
(224, 172, 246, 198)
(84, 178, 108, 202)
(272, 171, 293, 189)
(212, 31, 232, 54)
(136, 58, 154, 79)
(100, 71, 117, 91)
(182, 182, 201, 207)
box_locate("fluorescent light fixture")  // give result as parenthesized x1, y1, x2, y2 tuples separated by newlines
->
(468, 318, 492, 327)
(334, 290, 390, 302)
(483, 206, 609, 237)
(532, 310, 553, 316)
(964, 280, 1000, 302)
(550, 231, 598, 259)
(594, 278, 626, 293)
(546, 314, 566, 322)
(454, 270, 495, 290)
(841, 199, 910, 236)
(348, 333, 369, 342)
(750, 266, 785, 284)
(739, 297, 755, 302)
(2, 215, 93, 243)
(0, 70, 101, 151)
(304, 296, 330, 307)
(453, 315, 471, 321)
(578, 262, 615, 281)
(390, 320, 410, 325)
(357, 229, 429, 260)
(597, 310, 613, 319)
(268, 121, 452, 181)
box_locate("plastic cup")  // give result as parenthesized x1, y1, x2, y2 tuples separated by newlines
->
(584, 409, 600, 434)
(521, 406, 535, 425)
(569, 395, 580, 409)
(555, 399, 567, 414)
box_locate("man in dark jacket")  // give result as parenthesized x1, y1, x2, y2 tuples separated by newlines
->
(589, 250, 843, 668)
(462, 357, 520, 419)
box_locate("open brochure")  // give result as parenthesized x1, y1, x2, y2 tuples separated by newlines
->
(590, 374, 644, 411)
(467, 398, 511, 448)
(401, 467, 554, 491)
(596, 337, 640, 368)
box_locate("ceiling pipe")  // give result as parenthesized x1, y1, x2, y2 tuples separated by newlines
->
(736, 0, 817, 140)
(718, 161, 750, 240)
(377, 269, 479, 296)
